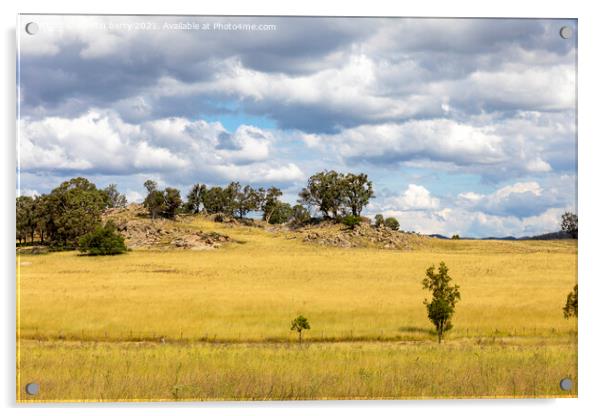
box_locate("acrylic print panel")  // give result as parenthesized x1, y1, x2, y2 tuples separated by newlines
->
(16, 15, 577, 402)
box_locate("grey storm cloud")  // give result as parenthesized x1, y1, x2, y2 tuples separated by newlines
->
(19, 16, 576, 128)
(17, 15, 577, 237)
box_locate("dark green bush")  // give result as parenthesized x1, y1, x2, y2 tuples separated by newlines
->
(384, 217, 400, 231)
(78, 221, 127, 256)
(341, 214, 361, 230)
(563, 284, 578, 318)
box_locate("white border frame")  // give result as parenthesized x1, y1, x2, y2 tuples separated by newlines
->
(3, 1, 600, 415)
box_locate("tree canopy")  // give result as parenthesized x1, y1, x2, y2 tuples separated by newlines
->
(561, 212, 578, 239)
(45, 177, 107, 246)
(298, 171, 374, 219)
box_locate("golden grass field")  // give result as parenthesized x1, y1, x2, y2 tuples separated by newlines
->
(17, 218, 578, 401)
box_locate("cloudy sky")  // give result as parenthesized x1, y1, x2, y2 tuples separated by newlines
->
(17, 15, 577, 237)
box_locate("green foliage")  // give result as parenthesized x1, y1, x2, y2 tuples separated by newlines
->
(78, 221, 127, 256)
(202, 187, 229, 215)
(561, 212, 578, 239)
(32, 194, 51, 244)
(342, 173, 374, 216)
(384, 217, 400, 231)
(563, 284, 578, 319)
(298, 170, 345, 219)
(45, 177, 107, 246)
(16, 195, 36, 244)
(144, 190, 166, 219)
(142, 181, 182, 219)
(267, 201, 293, 224)
(186, 183, 207, 214)
(102, 184, 127, 208)
(231, 182, 260, 219)
(374, 214, 385, 228)
(298, 171, 374, 220)
(17, 180, 107, 247)
(451, 234, 460, 240)
(258, 186, 284, 223)
(290, 204, 311, 227)
(290, 315, 311, 341)
(422, 262, 461, 343)
(341, 214, 361, 230)
(163, 188, 182, 219)
(144, 180, 158, 193)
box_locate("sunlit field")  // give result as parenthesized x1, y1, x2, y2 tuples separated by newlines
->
(17, 218, 578, 401)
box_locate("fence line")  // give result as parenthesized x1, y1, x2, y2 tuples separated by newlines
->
(21, 326, 575, 345)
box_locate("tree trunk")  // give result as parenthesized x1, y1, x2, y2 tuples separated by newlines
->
(298, 330, 302, 342)
(265, 208, 274, 224)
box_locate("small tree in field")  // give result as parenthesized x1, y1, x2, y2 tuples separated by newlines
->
(563, 284, 578, 319)
(290, 315, 311, 341)
(422, 261, 461, 343)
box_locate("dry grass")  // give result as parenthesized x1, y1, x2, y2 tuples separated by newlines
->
(19, 339, 576, 401)
(16, 217, 578, 401)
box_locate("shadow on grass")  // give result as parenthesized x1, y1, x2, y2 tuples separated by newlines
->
(397, 326, 435, 335)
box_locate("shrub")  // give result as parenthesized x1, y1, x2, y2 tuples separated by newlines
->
(78, 221, 127, 256)
(563, 284, 578, 318)
(341, 214, 361, 230)
(384, 217, 400, 231)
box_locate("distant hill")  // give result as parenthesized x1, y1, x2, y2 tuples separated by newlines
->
(519, 231, 573, 240)
(428, 234, 449, 239)
(429, 231, 573, 241)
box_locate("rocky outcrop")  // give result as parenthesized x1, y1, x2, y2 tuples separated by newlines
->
(102, 204, 230, 250)
(299, 222, 428, 250)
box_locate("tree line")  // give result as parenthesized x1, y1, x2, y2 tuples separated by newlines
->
(15, 171, 380, 247)
(16, 170, 579, 249)
(140, 170, 378, 227)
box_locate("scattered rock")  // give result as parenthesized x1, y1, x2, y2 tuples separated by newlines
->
(102, 204, 230, 250)
(16, 246, 49, 255)
(298, 222, 428, 250)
